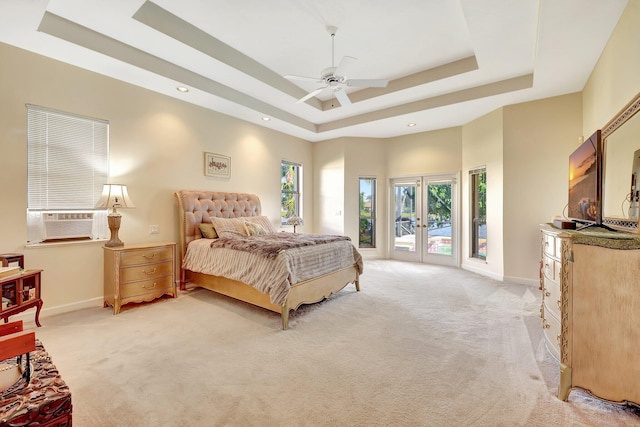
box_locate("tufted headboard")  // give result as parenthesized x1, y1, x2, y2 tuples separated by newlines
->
(175, 190, 261, 259)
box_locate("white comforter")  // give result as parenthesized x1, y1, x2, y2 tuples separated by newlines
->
(182, 237, 362, 306)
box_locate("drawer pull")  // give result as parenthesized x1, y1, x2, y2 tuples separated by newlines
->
(557, 335, 561, 344)
(143, 252, 157, 259)
(143, 282, 157, 290)
(545, 291, 551, 297)
(557, 300, 561, 310)
(143, 268, 157, 275)
(543, 320, 550, 329)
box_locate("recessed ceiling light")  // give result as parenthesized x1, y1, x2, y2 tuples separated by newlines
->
(407, 123, 416, 127)
(176, 86, 189, 93)
(261, 117, 271, 121)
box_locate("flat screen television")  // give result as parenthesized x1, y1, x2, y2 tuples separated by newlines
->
(568, 130, 602, 226)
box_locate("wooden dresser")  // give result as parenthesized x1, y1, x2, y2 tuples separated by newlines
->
(540, 225, 640, 405)
(103, 242, 177, 314)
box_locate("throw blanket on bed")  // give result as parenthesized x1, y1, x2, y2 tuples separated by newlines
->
(209, 233, 351, 259)
(183, 235, 363, 306)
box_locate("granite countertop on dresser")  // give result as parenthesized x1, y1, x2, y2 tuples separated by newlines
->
(547, 224, 640, 250)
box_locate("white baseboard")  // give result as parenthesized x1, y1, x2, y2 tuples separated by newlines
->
(503, 275, 539, 287)
(9, 297, 103, 326)
(461, 262, 504, 282)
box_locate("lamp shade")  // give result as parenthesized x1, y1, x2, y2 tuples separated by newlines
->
(286, 216, 303, 226)
(95, 184, 135, 210)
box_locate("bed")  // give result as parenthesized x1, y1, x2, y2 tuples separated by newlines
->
(175, 190, 362, 329)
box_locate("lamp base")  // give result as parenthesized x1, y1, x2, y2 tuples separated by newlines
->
(105, 213, 124, 247)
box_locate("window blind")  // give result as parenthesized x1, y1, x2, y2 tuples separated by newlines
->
(27, 105, 109, 210)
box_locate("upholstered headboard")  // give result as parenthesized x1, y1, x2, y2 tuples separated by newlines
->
(175, 191, 261, 258)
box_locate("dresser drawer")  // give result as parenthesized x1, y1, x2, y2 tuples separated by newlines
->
(542, 254, 555, 280)
(119, 276, 174, 299)
(120, 260, 173, 283)
(543, 233, 555, 257)
(120, 247, 173, 267)
(543, 278, 561, 320)
(543, 312, 561, 361)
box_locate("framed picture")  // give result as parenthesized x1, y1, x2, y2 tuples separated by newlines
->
(204, 152, 231, 178)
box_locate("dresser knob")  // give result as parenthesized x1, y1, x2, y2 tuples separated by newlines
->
(545, 291, 551, 297)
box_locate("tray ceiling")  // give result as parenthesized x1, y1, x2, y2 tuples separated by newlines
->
(0, 0, 628, 141)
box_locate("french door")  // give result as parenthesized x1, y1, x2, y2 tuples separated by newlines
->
(390, 174, 458, 266)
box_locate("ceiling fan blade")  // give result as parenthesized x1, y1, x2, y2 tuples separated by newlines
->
(334, 56, 357, 77)
(295, 87, 326, 104)
(333, 88, 352, 106)
(346, 78, 389, 88)
(285, 74, 322, 83)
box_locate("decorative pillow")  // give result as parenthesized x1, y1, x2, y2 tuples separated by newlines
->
(210, 217, 249, 238)
(198, 223, 218, 239)
(244, 216, 276, 234)
(244, 221, 268, 236)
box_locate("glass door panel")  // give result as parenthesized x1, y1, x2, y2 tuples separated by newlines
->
(391, 180, 420, 261)
(422, 175, 458, 267)
(426, 183, 452, 255)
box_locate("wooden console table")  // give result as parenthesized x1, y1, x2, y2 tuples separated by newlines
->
(0, 270, 43, 327)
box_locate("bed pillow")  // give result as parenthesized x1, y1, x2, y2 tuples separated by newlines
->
(210, 217, 249, 238)
(198, 223, 218, 239)
(244, 221, 268, 236)
(244, 216, 277, 234)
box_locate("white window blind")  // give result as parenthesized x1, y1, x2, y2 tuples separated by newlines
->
(27, 104, 109, 210)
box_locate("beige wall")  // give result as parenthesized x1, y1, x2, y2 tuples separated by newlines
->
(312, 139, 345, 236)
(344, 138, 387, 259)
(503, 94, 583, 284)
(313, 137, 387, 259)
(583, 0, 640, 134)
(461, 109, 504, 280)
(0, 42, 312, 315)
(385, 128, 462, 179)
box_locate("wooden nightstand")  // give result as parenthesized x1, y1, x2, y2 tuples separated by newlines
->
(103, 242, 177, 314)
(1, 270, 43, 327)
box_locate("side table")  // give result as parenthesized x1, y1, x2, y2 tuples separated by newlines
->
(103, 242, 177, 314)
(0, 270, 43, 327)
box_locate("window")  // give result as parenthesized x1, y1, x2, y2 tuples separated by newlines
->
(27, 104, 109, 244)
(281, 160, 301, 225)
(470, 168, 487, 259)
(359, 177, 376, 248)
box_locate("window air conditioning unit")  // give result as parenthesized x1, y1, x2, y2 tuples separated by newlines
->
(43, 212, 94, 240)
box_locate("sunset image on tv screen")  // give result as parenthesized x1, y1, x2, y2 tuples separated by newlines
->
(568, 141, 597, 221)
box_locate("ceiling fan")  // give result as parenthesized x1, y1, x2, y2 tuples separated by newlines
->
(284, 26, 388, 106)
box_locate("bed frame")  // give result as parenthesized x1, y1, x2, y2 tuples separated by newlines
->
(175, 190, 360, 329)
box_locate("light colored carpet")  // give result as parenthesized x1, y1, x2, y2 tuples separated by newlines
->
(29, 260, 639, 426)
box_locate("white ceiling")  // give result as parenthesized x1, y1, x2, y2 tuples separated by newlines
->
(0, 0, 629, 142)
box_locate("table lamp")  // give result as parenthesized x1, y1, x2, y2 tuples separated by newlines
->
(95, 184, 135, 247)
(286, 216, 303, 233)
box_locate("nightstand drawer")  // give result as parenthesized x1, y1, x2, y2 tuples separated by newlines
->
(120, 247, 173, 267)
(120, 261, 173, 283)
(120, 276, 174, 299)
